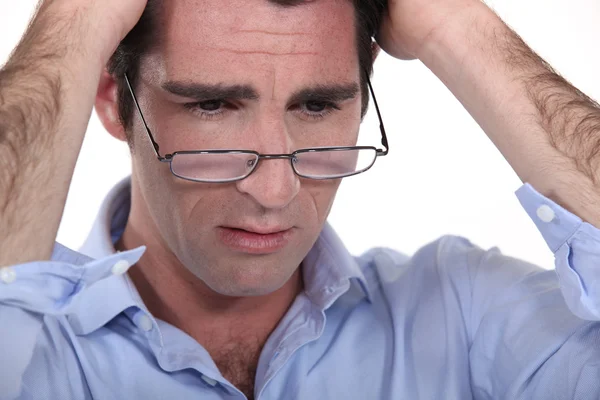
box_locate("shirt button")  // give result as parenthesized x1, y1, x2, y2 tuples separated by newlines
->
(536, 205, 556, 223)
(0, 267, 17, 284)
(138, 315, 153, 332)
(111, 260, 130, 276)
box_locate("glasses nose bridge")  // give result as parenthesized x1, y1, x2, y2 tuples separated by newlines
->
(258, 153, 295, 161)
(250, 153, 296, 176)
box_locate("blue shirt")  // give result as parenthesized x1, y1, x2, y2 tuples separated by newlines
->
(2, 178, 600, 400)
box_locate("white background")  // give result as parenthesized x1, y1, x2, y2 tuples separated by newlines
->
(1, 0, 599, 269)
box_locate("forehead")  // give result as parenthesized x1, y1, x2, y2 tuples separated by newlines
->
(145, 0, 359, 86)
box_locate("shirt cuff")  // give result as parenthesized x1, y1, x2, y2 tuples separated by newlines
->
(0, 245, 145, 315)
(516, 183, 600, 320)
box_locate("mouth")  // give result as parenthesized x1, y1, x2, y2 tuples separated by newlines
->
(217, 226, 294, 254)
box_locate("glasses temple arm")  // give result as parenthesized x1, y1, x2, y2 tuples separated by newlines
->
(365, 72, 389, 156)
(124, 73, 163, 159)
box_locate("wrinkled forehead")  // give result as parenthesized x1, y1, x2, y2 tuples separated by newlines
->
(144, 0, 359, 85)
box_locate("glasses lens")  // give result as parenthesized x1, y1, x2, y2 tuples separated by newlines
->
(170, 152, 259, 182)
(293, 148, 377, 179)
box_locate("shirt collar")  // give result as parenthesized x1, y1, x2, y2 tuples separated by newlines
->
(72, 177, 146, 335)
(71, 177, 371, 335)
(79, 177, 132, 259)
(302, 223, 373, 308)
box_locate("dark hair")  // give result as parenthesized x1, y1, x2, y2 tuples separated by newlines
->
(107, 0, 386, 133)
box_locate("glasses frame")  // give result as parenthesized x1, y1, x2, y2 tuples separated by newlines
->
(124, 70, 389, 182)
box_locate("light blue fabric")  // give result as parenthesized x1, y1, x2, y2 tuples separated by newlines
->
(2, 178, 600, 399)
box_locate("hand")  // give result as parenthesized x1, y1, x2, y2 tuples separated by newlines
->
(376, 0, 481, 60)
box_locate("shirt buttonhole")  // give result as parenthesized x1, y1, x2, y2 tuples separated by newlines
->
(201, 375, 218, 387)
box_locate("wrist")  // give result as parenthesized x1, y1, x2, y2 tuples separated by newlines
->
(13, 1, 122, 73)
(415, 2, 502, 65)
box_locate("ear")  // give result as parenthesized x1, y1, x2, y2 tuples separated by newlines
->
(95, 70, 128, 142)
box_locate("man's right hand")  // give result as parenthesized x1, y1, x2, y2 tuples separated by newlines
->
(0, 0, 147, 267)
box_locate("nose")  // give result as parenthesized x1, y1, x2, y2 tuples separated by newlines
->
(235, 118, 301, 210)
(236, 155, 301, 210)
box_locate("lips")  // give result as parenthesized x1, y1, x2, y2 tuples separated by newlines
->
(228, 226, 291, 235)
(217, 226, 294, 254)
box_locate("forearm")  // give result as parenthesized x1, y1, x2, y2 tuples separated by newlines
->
(417, 3, 600, 226)
(0, 2, 105, 266)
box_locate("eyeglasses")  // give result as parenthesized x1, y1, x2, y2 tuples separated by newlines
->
(124, 72, 389, 183)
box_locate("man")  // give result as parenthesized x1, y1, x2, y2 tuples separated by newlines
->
(1, 0, 600, 398)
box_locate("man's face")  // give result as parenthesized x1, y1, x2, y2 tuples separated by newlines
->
(130, 0, 362, 296)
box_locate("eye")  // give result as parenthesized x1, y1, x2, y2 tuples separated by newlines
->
(305, 101, 328, 113)
(195, 100, 224, 112)
(297, 100, 340, 120)
(183, 99, 230, 120)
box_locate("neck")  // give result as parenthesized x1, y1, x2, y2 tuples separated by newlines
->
(115, 218, 303, 350)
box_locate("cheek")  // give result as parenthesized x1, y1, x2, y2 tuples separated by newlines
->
(170, 182, 231, 225)
(304, 180, 342, 222)
(130, 138, 213, 228)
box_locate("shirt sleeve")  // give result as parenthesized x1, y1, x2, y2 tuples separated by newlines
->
(0, 243, 144, 400)
(437, 236, 600, 399)
(515, 183, 600, 321)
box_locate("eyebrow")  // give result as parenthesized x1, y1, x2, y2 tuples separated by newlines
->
(162, 81, 259, 101)
(289, 83, 360, 104)
(161, 81, 360, 103)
